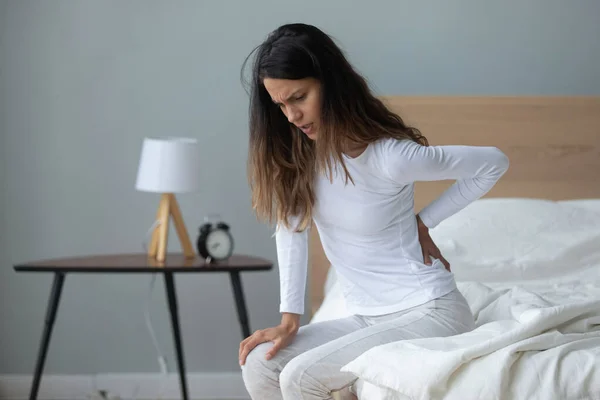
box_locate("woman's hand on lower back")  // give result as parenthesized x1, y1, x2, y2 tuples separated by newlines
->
(416, 214, 451, 272)
(239, 323, 298, 366)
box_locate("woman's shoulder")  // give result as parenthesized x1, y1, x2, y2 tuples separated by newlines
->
(364, 137, 432, 181)
(357, 137, 413, 177)
(370, 137, 423, 161)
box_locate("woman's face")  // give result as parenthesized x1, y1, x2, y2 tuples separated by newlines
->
(263, 77, 321, 140)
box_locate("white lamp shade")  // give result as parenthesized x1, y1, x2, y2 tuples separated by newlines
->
(135, 137, 201, 193)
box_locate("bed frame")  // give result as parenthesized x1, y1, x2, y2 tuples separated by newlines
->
(309, 96, 600, 316)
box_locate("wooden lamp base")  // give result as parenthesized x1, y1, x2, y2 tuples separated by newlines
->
(148, 193, 195, 263)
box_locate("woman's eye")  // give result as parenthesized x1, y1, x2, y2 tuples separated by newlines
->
(295, 95, 305, 101)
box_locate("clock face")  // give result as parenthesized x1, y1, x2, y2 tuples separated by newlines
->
(206, 230, 232, 259)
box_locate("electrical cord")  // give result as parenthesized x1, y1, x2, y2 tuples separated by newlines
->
(142, 220, 168, 400)
(87, 221, 167, 400)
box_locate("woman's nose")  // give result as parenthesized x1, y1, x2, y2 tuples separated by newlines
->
(286, 107, 302, 124)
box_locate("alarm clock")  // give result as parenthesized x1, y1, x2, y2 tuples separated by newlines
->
(196, 221, 234, 262)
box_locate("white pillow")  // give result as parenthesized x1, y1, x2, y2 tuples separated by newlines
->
(429, 198, 600, 282)
(559, 198, 600, 213)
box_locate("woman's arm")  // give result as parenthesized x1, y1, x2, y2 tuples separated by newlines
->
(275, 216, 309, 317)
(238, 217, 306, 365)
(381, 138, 509, 228)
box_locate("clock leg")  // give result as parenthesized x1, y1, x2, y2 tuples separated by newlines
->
(229, 271, 251, 338)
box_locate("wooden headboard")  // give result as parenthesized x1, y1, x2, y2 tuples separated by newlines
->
(309, 96, 600, 316)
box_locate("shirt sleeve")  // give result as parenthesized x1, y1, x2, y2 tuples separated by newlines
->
(274, 215, 308, 315)
(381, 138, 509, 229)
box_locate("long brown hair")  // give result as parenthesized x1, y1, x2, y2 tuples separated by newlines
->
(241, 23, 427, 231)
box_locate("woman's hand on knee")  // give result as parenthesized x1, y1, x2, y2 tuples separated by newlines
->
(239, 323, 298, 366)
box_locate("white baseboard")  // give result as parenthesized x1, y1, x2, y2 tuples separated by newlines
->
(0, 372, 249, 400)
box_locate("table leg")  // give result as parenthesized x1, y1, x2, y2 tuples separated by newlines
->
(229, 271, 251, 339)
(163, 272, 189, 400)
(30, 272, 65, 400)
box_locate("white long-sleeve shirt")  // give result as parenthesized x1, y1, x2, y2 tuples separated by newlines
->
(276, 137, 509, 316)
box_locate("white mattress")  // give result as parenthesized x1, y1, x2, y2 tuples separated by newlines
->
(310, 198, 600, 399)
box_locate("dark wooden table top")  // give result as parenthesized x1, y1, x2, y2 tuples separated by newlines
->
(14, 253, 274, 273)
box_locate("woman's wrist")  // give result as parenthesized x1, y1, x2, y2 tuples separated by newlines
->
(416, 214, 428, 232)
(280, 313, 301, 333)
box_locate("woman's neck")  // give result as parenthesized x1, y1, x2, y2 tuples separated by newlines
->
(343, 141, 368, 159)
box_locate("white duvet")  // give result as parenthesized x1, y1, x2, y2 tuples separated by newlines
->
(343, 279, 600, 400)
(311, 199, 600, 399)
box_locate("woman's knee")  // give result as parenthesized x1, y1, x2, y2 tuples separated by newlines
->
(280, 352, 352, 397)
(241, 342, 280, 396)
(279, 354, 320, 395)
(279, 356, 303, 394)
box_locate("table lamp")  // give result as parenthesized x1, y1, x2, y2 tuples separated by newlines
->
(135, 137, 200, 262)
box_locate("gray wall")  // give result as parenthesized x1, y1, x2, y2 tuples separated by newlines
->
(1, 2, 7, 371)
(1, 0, 599, 375)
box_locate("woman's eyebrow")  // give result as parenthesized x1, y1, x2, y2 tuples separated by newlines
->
(272, 89, 303, 105)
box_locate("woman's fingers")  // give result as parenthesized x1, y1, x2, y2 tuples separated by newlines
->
(239, 337, 258, 365)
(422, 248, 432, 265)
(430, 248, 451, 272)
(440, 254, 451, 271)
(239, 331, 265, 365)
(238, 332, 255, 359)
(265, 338, 282, 360)
(239, 325, 295, 366)
(239, 336, 249, 353)
(423, 244, 451, 272)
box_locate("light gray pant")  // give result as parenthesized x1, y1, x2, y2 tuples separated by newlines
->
(241, 288, 475, 400)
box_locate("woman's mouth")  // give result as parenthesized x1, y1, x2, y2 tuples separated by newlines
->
(299, 123, 313, 135)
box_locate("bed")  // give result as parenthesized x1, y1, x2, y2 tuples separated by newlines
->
(306, 96, 600, 400)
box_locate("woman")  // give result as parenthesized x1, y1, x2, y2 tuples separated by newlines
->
(239, 23, 509, 399)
